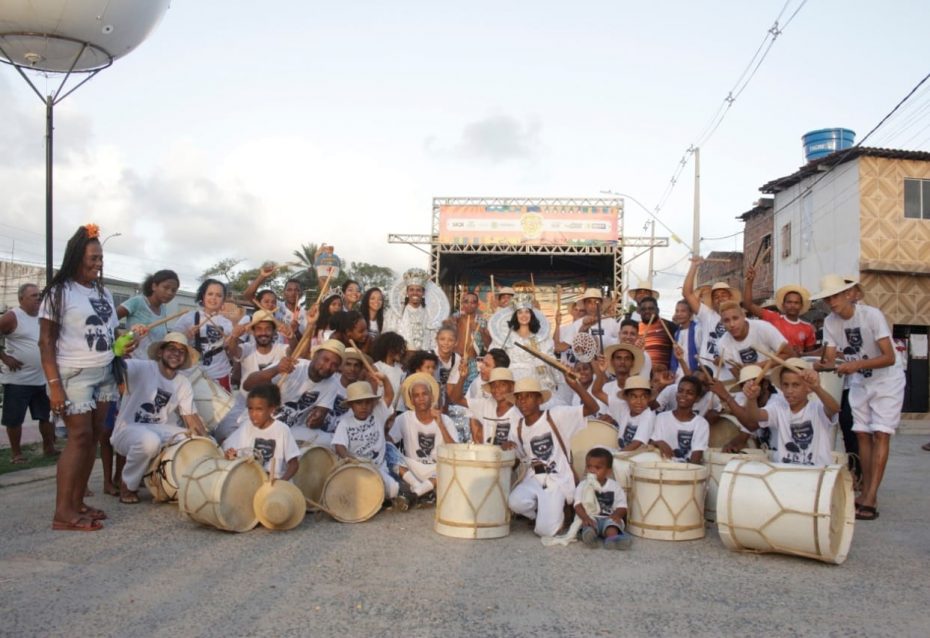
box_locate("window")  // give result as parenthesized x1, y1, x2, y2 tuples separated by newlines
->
(761, 234, 772, 264)
(904, 178, 930, 219)
(780, 223, 791, 258)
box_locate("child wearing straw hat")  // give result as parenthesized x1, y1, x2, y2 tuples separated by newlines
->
(591, 342, 646, 420)
(467, 367, 520, 446)
(708, 365, 786, 452)
(743, 267, 817, 356)
(812, 273, 904, 521)
(614, 376, 656, 451)
(742, 358, 839, 467)
(649, 375, 710, 464)
(683, 257, 741, 378)
(222, 384, 300, 481)
(111, 333, 207, 504)
(650, 365, 721, 421)
(388, 372, 459, 499)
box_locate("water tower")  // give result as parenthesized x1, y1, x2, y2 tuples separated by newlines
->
(0, 0, 171, 283)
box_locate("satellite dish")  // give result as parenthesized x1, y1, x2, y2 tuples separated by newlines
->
(0, 0, 171, 73)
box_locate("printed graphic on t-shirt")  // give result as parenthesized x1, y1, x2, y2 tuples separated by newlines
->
(201, 325, 224, 366)
(842, 327, 872, 378)
(277, 390, 320, 426)
(347, 417, 382, 462)
(674, 430, 694, 460)
(595, 490, 615, 517)
(620, 424, 638, 447)
(134, 388, 172, 424)
(783, 420, 814, 464)
(324, 395, 350, 433)
(493, 421, 511, 446)
(738, 347, 759, 364)
(706, 322, 726, 356)
(85, 297, 114, 352)
(755, 425, 772, 448)
(415, 432, 436, 462)
(254, 437, 276, 464)
(529, 432, 558, 473)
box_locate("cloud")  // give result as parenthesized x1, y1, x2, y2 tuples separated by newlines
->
(426, 113, 543, 163)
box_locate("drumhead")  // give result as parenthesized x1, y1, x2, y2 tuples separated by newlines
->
(570, 419, 619, 477)
(171, 437, 222, 487)
(321, 463, 384, 523)
(293, 446, 337, 505)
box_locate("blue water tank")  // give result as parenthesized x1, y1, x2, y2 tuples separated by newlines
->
(802, 128, 855, 162)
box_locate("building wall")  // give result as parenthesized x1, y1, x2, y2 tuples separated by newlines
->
(698, 252, 743, 290)
(742, 210, 775, 302)
(772, 159, 861, 291)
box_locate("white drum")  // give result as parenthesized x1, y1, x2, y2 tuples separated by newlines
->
(187, 367, 235, 432)
(292, 446, 338, 507)
(704, 448, 769, 522)
(716, 459, 855, 564)
(143, 435, 222, 502)
(709, 415, 759, 450)
(178, 456, 267, 533)
(435, 444, 516, 540)
(612, 447, 663, 497)
(803, 356, 844, 406)
(570, 419, 619, 478)
(628, 462, 709, 541)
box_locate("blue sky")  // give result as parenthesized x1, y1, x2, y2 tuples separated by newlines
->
(2, 0, 928, 303)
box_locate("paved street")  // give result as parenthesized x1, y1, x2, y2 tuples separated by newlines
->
(1, 435, 928, 638)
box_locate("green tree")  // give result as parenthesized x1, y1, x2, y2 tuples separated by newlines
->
(199, 258, 244, 284)
(346, 261, 395, 292)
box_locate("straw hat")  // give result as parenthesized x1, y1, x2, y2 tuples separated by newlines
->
(701, 282, 742, 307)
(249, 309, 277, 328)
(628, 281, 659, 300)
(252, 479, 306, 531)
(146, 332, 199, 369)
(313, 339, 346, 360)
(726, 364, 768, 392)
(581, 287, 603, 300)
(604, 343, 645, 376)
(775, 285, 812, 315)
(507, 377, 552, 405)
(344, 381, 379, 403)
(496, 286, 516, 297)
(343, 347, 371, 368)
(621, 375, 651, 395)
(401, 372, 440, 410)
(810, 274, 858, 300)
(771, 357, 812, 392)
(482, 367, 515, 394)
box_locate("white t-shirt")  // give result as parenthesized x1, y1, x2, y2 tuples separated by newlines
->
(574, 477, 627, 517)
(569, 316, 620, 349)
(515, 405, 585, 480)
(239, 342, 289, 399)
(696, 304, 726, 364)
(655, 383, 721, 417)
(389, 411, 458, 463)
(115, 360, 195, 433)
(322, 374, 353, 433)
(734, 390, 786, 450)
(718, 320, 788, 367)
(762, 397, 836, 466)
(570, 381, 609, 414)
(331, 401, 391, 465)
(823, 304, 903, 387)
(39, 281, 117, 368)
(1, 307, 45, 386)
(651, 411, 709, 462)
(172, 310, 233, 380)
(374, 360, 404, 410)
(277, 300, 309, 335)
(468, 396, 521, 446)
(618, 408, 656, 448)
(275, 360, 341, 428)
(222, 419, 300, 479)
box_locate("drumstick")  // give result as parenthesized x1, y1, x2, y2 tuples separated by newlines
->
(756, 347, 805, 373)
(269, 458, 276, 486)
(463, 313, 471, 358)
(348, 339, 379, 377)
(658, 315, 675, 342)
(554, 285, 562, 331)
(513, 342, 579, 381)
(753, 359, 775, 384)
(146, 309, 189, 331)
(490, 275, 495, 297)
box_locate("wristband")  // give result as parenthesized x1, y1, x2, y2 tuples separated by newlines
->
(48, 378, 60, 384)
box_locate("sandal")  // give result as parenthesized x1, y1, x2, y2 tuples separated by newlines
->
(921, 442, 930, 452)
(856, 505, 879, 521)
(80, 505, 107, 521)
(10, 455, 27, 465)
(119, 491, 140, 505)
(52, 516, 103, 532)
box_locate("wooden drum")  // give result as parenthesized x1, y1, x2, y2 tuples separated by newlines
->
(435, 443, 516, 540)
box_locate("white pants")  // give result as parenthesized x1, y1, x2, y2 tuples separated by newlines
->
(213, 404, 246, 444)
(292, 427, 333, 447)
(377, 463, 399, 499)
(509, 477, 569, 537)
(112, 423, 186, 491)
(849, 371, 905, 435)
(403, 456, 437, 483)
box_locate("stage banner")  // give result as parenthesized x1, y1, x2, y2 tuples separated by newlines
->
(438, 204, 619, 245)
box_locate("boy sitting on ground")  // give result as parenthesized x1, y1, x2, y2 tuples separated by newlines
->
(575, 448, 631, 550)
(223, 384, 300, 481)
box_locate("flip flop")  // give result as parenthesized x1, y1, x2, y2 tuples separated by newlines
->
(921, 442, 930, 452)
(119, 492, 140, 505)
(52, 516, 103, 532)
(10, 456, 28, 464)
(856, 505, 879, 521)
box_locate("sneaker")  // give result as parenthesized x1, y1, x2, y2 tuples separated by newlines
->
(581, 526, 599, 547)
(604, 532, 632, 550)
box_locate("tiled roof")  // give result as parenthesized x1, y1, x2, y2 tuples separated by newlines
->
(760, 146, 930, 193)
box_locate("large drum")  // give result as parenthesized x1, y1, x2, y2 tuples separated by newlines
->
(144, 434, 221, 502)
(435, 443, 516, 540)
(292, 445, 338, 507)
(187, 367, 235, 432)
(704, 448, 769, 522)
(709, 414, 760, 450)
(178, 456, 266, 533)
(628, 462, 709, 541)
(319, 461, 385, 523)
(716, 459, 855, 564)
(612, 447, 663, 497)
(570, 419, 619, 477)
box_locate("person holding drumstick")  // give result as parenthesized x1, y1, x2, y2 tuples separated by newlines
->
(649, 375, 709, 464)
(117, 269, 180, 360)
(172, 279, 242, 391)
(742, 267, 817, 356)
(39, 224, 121, 531)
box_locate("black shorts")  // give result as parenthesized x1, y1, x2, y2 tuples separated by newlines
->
(1, 384, 51, 426)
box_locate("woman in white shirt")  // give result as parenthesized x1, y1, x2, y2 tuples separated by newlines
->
(172, 279, 240, 391)
(39, 224, 121, 532)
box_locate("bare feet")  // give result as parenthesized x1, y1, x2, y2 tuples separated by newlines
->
(11, 455, 27, 464)
(103, 483, 120, 497)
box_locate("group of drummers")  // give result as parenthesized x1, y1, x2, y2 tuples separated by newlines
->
(15, 224, 903, 534)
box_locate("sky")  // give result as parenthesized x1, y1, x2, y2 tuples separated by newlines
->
(1, 0, 929, 306)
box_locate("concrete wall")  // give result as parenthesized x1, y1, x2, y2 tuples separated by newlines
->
(772, 159, 861, 291)
(742, 208, 775, 302)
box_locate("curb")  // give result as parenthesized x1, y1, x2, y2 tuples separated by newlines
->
(0, 465, 57, 488)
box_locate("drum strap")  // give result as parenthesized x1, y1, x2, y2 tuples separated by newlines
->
(517, 411, 575, 480)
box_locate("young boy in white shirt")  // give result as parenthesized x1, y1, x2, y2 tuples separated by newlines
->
(743, 359, 839, 466)
(575, 447, 631, 550)
(223, 384, 300, 481)
(615, 376, 656, 451)
(650, 375, 709, 464)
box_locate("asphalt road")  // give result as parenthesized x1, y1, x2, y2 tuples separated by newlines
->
(1, 436, 927, 638)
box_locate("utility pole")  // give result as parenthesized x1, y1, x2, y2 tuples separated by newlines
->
(692, 147, 701, 255)
(647, 219, 656, 289)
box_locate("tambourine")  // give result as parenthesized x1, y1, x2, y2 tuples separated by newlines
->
(571, 332, 599, 363)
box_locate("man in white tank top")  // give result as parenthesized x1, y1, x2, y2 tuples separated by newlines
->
(0, 284, 57, 462)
